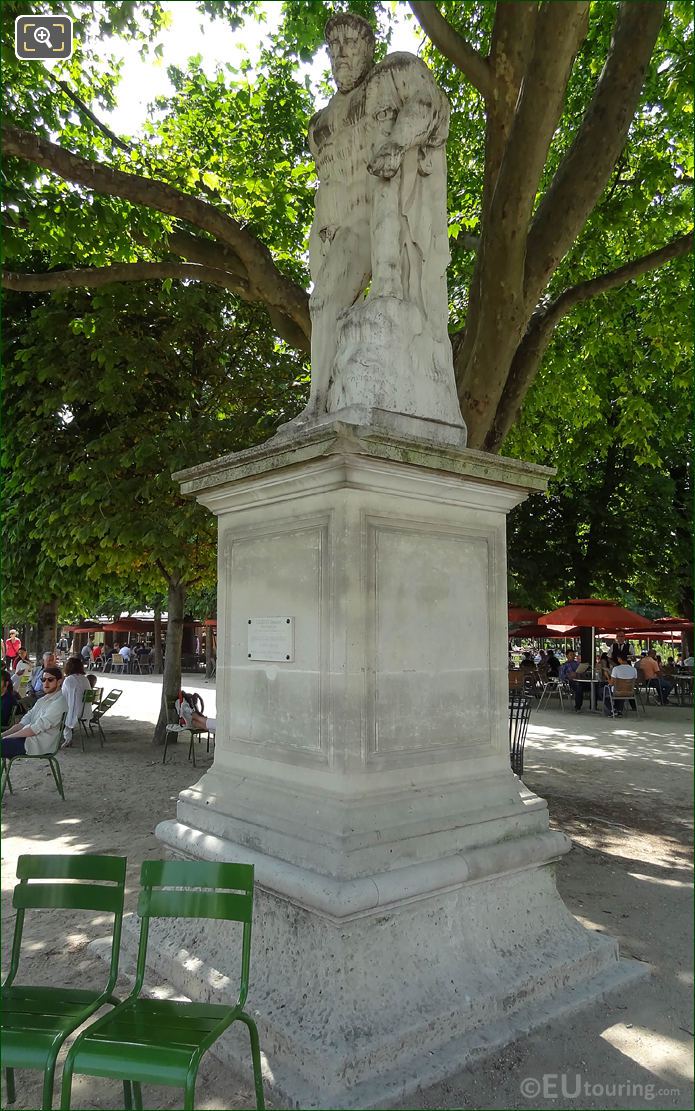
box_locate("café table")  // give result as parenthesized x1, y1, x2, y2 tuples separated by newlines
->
(673, 674, 693, 706)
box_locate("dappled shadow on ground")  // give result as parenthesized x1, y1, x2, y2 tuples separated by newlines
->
(1, 710, 693, 1110)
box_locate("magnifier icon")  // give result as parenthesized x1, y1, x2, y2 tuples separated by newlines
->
(34, 26, 52, 48)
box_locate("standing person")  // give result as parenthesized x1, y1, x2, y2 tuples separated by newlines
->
(560, 649, 584, 711)
(5, 630, 22, 670)
(1, 666, 66, 757)
(61, 656, 92, 748)
(611, 632, 633, 664)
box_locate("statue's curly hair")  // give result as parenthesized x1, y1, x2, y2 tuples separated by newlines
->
(325, 12, 375, 51)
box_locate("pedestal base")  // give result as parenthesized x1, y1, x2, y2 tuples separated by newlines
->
(130, 822, 645, 1110)
(156, 426, 645, 1107)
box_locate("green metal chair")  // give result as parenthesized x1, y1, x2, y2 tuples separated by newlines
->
(60, 859, 265, 1111)
(1, 715, 67, 800)
(88, 688, 123, 742)
(78, 688, 104, 749)
(1, 853, 128, 1111)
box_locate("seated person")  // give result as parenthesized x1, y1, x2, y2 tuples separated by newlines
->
(175, 696, 216, 734)
(25, 651, 58, 705)
(1, 670, 21, 727)
(520, 651, 536, 669)
(559, 649, 583, 711)
(637, 650, 673, 705)
(604, 653, 638, 716)
(1, 667, 66, 757)
(12, 648, 33, 690)
(545, 651, 561, 678)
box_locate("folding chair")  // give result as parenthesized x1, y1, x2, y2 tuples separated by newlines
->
(78, 688, 104, 749)
(163, 700, 213, 767)
(1, 715, 67, 800)
(60, 860, 265, 1111)
(605, 677, 645, 717)
(1, 853, 127, 1111)
(536, 677, 568, 711)
(88, 689, 123, 741)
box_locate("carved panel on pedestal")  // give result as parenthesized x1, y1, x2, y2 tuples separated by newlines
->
(220, 515, 330, 763)
(365, 517, 494, 767)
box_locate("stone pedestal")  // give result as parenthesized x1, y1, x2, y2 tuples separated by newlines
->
(153, 421, 642, 1109)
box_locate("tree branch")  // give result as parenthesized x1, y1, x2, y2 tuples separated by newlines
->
(409, 2, 493, 101)
(2, 261, 249, 296)
(484, 230, 693, 452)
(525, 1, 667, 302)
(54, 79, 134, 152)
(2, 124, 311, 341)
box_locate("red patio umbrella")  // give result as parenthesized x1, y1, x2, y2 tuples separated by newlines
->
(539, 600, 652, 709)
(508, 624, 582, 639)
(508, 606, 539, 624)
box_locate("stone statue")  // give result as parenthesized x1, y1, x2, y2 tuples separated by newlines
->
(295, 12, 466, 443)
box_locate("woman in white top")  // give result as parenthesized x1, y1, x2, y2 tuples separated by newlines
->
(12, 649, 33, 691)
(61, 656, 92, 746)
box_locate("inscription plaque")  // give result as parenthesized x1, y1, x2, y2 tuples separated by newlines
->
(247, 616, 294, 662)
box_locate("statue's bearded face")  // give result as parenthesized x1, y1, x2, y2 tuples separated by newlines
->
(327, 29, 373, 92)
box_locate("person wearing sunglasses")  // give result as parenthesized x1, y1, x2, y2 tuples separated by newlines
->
(1, 667, 66, 758)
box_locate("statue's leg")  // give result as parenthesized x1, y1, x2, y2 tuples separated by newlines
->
(308, 222, 370, 413)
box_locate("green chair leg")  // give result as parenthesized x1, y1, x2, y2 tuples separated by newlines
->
(48, 756, 65, 800)
(60, 1054, 74, 1110)
(239, 1011, 266, 1110)
(42, 1058, 57, 1110)
(132, 1081, 143, 1110)
(183, 1067, 198, 1111)
(6, 1067, 16, 1103)
(1, 758, 13, 797)
(123, 1079, 133, 1109)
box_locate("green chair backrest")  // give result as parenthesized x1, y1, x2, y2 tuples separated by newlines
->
(81, 688, 101, 708)
(5, 853, 127, 991)
(93, 689, 123, 718)
(134, 860, 255, 1006)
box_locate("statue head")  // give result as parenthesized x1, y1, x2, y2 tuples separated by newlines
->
(325, 12, 375, 93)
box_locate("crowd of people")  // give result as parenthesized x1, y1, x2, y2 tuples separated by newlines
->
(510, 632, 693, 715)
(1, 652, 100, 756)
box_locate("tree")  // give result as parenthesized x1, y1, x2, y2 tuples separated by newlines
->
(506, 247, 692, 622)
(2, 2, 691, 451)
(2, 279, 303, 740)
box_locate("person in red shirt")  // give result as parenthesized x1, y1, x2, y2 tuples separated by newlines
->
(5, 631, 21, 670)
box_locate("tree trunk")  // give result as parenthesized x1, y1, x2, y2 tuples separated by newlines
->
(152, 580, 186, 746)
(153, 606, 163, 674)
(35, 599, 58, 660)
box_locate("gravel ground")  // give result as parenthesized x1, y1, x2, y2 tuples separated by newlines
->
(1, 676, 692, 1110)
